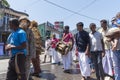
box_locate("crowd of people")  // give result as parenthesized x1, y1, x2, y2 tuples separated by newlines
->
(4, 12, 120, 80)
(43, 12, 120, 80)
(5, 16, 42, 80)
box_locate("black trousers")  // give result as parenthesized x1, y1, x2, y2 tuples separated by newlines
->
(91, 51, 105, 80)
(6, 54, 26, 80)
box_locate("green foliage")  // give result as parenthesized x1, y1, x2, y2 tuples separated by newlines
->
(0, 0, 10, 7)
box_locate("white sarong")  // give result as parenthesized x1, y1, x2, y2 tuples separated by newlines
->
(78, 52, 91, 77)
(51, 48, 60, 63)
(62, 51, 72, 70)
(102, 49, 113, 76)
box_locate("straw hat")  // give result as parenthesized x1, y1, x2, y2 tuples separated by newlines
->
(19, 16, 30, 23)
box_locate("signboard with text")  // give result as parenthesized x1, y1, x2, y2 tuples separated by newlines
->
(54, 21, 64, 30)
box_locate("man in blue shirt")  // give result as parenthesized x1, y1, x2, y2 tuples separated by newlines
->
(6, 18, 27, 80)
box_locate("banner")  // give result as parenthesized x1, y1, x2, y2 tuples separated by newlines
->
(54, 21, 64, 30)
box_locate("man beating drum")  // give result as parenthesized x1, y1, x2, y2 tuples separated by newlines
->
(61, 26, 74, 73)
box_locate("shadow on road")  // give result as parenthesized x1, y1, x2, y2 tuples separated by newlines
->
(32, 72, 56, 80)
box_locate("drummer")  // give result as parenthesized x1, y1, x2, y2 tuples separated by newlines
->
(62, 26, 74, 73)
(50, 34, 60, 64)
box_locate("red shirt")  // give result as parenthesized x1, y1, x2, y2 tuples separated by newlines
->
(51, 38, 59, 48)
(63, 33, 73, 43)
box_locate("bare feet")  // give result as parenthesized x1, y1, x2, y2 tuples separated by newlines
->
(81, 76, 86, 80)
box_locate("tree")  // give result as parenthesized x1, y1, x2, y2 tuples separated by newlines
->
(0, 0, 10, 7)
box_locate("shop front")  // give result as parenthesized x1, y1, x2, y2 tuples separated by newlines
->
(0, 42, 4, 56)
(0, 32, 10, 56)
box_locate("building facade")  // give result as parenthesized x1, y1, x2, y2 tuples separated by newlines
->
(0, 5, 28, 56)
(38, 21, 64, 46)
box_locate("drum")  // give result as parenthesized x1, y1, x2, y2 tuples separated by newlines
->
(105, 27, 120, 40)
(55, 41, 72, 55)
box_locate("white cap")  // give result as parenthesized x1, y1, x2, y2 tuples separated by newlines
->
(19, 16, 30, 22)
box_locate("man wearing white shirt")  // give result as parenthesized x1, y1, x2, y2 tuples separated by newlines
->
(43, 36, 52, 63)
(89, 23, 105, 80)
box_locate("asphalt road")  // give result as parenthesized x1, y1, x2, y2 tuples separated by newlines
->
(0, 54, 113, 80)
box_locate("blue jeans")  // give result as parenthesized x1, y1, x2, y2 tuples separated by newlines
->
(112, 50, 120, 80)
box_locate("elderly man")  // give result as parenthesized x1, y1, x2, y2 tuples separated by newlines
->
(19, 16, 36, 80)
(89, 23, 105, 80)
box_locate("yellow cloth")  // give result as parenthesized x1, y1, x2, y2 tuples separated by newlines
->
(98, 28, 111, 50)
(31, 27, 42, 53)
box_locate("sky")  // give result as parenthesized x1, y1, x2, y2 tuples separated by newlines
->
(7, 0, 120, 30)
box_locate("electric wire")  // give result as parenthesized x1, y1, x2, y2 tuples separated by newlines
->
(23, 0, 41, 12)
(43, 0, 100, 21)
(63, 0, 98, 20)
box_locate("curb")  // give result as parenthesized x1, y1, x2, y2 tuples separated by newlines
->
(0, 56, 10, 60)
